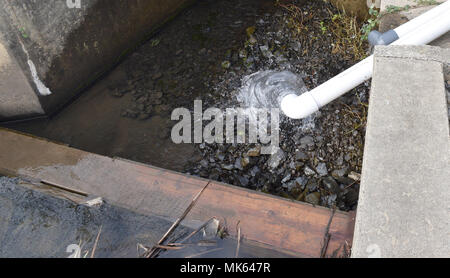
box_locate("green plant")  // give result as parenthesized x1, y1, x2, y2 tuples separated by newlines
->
(327, 9, 367, 61)
(320, 21, 327, 34)
(414, 0, 438, 5)
(385, 4, 411, 13)
(150, 39, 160, 47)
(361, 5, 379, 41)
(18, 27, 28, 39)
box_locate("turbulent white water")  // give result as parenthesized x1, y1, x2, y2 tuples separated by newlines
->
(237, 70, 307, 109)
(236, 70, 316, 131)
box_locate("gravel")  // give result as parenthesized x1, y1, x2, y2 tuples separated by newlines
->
(107, 0, 368, 211)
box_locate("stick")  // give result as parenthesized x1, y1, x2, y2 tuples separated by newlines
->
(235, 221, 241, 258)
(144, 181, 211, 258)
(90, 225, 102, 258)
(320, 208, 335, 258)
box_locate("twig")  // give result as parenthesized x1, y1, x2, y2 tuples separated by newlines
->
(144, 181, 211, 258)
(155, 244, 185, 251)
(90, 225, 102, 258)
(235, 221, 241, 258)
(178, 217, 219, 244)
(320, 208, 336, 258)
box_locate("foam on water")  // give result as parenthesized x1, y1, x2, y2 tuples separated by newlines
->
(237, 70, 307, 109)
(236, 70, 315, 130)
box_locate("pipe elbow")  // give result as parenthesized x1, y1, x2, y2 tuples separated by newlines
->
(280, 92, 319, 119)
(368, 30, 399, 46)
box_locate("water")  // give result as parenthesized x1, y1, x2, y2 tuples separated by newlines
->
(237, 70, 307, 109)
(236, 70, 316, 131)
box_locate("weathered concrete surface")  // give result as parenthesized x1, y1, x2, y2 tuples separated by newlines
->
(330, 0, 369, 20)
(0, 0, 194, 121)
(352, 45, 450, 258)
(0, 41, 44, 119)
(380, 0, 446, 12)
(379, 0, 450, 49)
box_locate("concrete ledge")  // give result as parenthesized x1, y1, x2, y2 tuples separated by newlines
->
(0, 41, 44, 119)
(375, 45, 450, 80)
(352, 45, 450, 257)
(0, 0, 194, 121)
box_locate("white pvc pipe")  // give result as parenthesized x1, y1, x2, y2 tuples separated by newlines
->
(281, 2, 450, 119)
(395, 0, 450, 37)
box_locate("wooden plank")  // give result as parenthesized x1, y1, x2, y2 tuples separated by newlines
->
(0, 128, 355, 257)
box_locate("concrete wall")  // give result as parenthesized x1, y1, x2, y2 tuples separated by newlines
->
(330, 0, 369, 20)
(0, 0, 193, 121)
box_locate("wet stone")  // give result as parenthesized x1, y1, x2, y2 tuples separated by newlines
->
(304, 166, 315, 176)
(267, 148, 285, 169)
(305, 192, 321, 206)
(316, 163, 328, 176)
(322, 176, 339, 194)
(295, 150, 308, 161)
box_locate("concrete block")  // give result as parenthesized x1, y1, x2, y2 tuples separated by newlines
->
(0, 0, 194, 121)
(352, 45, 450, 257)
(380, 0, 445, 12)
(0, 40, 44, 119)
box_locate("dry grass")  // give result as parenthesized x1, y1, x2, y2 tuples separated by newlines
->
(278, 2, 315, 37)
(278, 1, 369, 62)
(326, 9, 368, 62)
(342, 94, 369, 134)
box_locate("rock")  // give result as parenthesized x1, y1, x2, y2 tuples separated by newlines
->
(322, 177, 339, 193)
(295, 176, 307, 189)
(222, 164, 234, 171)
(237, 175, 249, 187)
(259, 45, 273, 58)
(281, 173, 291, 183)
(295, 150, 308, 161)
(331, 167, 347, 178)
(221, 61, 231, 69)
(348, 171, 361, 181)
(344, 188, 359, 207)
(344, 153, 351, 161)
(294, 162, 304, 171)
(299, 136, 314, 148)
(282, 181, 296, 191)
(316, 163, 328, 176)
(334, 176, 355, 186)
(267, 148, 286, 169)
(304, 166, 315, 176)
(241, 156, 250, 168)
(200, 159, 209, 168)
(239, 49, 247, 59)
(234, 158, 243, 170)
(336, 153, 344, 166)
(249, 166, 259, 177)
(305, 192, 321, 205)
(247, 145, 261, 157)
(306, 180, 318, 192)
